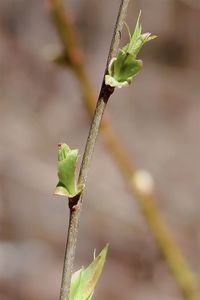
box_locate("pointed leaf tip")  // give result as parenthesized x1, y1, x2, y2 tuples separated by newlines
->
(70, 245, 108, 300)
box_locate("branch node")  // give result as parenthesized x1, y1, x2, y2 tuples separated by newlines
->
(68, 194, 80, 210)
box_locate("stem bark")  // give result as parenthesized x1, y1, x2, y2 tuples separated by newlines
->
(58, 1, 130, 299)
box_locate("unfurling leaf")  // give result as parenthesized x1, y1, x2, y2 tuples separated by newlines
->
(105, 11, 157, 88)
(69, 245, 108, 300)
(54, 143, 83, 198)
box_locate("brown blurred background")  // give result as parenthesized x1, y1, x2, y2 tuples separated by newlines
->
(0, 0, 200, 299)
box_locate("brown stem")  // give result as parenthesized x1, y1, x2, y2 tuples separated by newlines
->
(55, 1, 130, 299)
(49, 1, 200, 300)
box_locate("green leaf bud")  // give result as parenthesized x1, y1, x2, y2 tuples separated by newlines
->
(54, 143, 83, 198)
(69, 245, 108, 300)
(105, 11, 157, 88)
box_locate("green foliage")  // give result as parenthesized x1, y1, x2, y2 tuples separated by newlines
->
(54, 143, 83, 198)
(105, 11, 157, 88)
(69, 245, 108, 300)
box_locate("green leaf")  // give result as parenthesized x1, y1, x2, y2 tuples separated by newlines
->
(126, 10, 142, 55)
(105, 11, 157, 88)
(69, 245, 108, 300)
(105, 51, 142, 88)
(54, 143, 83, 198)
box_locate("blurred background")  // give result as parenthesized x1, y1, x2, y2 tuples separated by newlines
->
(0, 0, 200, 299)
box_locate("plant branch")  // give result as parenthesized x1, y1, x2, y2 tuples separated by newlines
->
(52, 1, 130, 299)
(49, 1, 200, 300)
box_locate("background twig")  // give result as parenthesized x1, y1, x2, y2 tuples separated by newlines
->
(49, 1, 200, 300)
(54, 1, 130, 299)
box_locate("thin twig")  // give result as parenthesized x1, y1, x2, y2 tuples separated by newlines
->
(49, 1, 200, 300)
(54, 1, 130, 299)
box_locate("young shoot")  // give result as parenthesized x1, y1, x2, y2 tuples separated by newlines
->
(54, 143, 83, 198)
(69, 245, 108, 300)
(105, 11, 157, 88)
